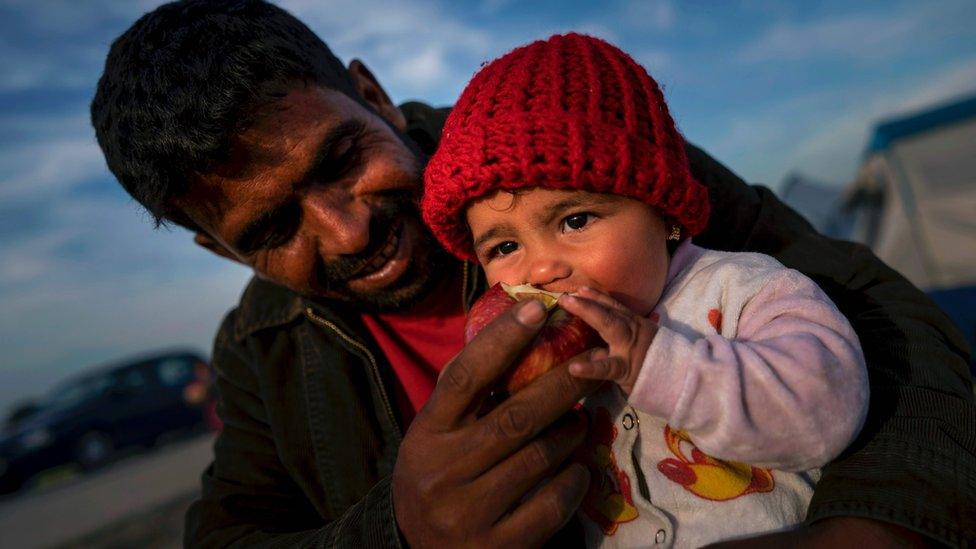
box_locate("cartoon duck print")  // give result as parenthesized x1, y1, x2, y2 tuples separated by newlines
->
(577, 406, 638, 535)
(657, 425, 774, 501)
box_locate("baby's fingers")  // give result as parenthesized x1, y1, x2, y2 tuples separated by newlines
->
(575, 286, 630, 314)
(569, 353, 631, 383)
(558, 294, 636, 348)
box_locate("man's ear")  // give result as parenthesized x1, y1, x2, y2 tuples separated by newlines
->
(193, 232, 244, 265)
(347, 59, 407, 132)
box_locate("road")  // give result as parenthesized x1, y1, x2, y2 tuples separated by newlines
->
(0, 433, 215, 549)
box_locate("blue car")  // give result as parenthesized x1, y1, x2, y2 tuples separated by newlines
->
(0, 350, 212, 494)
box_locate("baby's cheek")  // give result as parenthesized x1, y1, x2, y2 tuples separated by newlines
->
(482, 263, 515, 288)
(599, 248, 667, 315)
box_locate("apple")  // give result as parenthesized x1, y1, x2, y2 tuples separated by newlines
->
(465, 282, 603, 394)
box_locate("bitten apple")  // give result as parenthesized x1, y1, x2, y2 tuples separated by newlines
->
(465, 282, 603, 394)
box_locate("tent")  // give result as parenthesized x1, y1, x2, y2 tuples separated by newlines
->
(779, 173, 844, 233)
(840, 93, 976, 369)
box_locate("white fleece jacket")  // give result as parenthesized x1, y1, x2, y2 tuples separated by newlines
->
(578, 241, 868, 549)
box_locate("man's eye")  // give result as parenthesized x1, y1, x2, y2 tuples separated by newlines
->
(313, 138, 361, 184)
(258, 227, 294, 250)
(333, 140, 361, 177)
(562, 213, 593, 232)
(258, 208, 301, 251)
(494, 241, 519, 256)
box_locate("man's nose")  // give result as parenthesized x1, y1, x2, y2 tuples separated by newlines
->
(526, 255, 572, 290)
(302, 193, 372, 257)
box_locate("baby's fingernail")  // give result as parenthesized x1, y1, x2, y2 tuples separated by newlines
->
(516, 300, 546, 326)
(569, 362, 584, 375)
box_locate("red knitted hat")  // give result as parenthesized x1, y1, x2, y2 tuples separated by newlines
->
(422, 33, 710, 262)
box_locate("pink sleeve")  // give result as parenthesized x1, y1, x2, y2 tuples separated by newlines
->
(629, 269, 869, 471)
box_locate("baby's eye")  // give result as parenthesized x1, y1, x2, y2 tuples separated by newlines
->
(561, 213, 594, 232)
(494, 241, 519, 256)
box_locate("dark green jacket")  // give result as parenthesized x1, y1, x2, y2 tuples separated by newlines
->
(185, 103, 975, 547)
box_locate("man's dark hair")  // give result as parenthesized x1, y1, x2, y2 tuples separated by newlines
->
(91, 0, 358, 228)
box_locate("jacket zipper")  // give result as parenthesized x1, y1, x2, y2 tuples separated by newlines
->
(304, 307, 403, 441)
(303, 262, 475, 441)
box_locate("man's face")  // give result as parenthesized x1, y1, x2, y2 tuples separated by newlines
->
(178, 85, 447, 310)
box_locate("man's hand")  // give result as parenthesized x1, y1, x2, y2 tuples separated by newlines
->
(392, 300, 601, 548)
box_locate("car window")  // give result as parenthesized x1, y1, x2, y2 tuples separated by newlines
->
(48, 375, 112, 408)
(118, 368, 148, 391)
(156, 358, 193, 387)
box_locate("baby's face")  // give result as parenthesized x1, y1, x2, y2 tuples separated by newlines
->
(466, 188, 670, 316)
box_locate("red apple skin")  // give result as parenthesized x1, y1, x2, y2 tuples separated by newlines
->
(465, 283, 603, 394)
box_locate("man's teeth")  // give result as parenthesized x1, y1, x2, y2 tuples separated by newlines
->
(362, 226, 400, 275)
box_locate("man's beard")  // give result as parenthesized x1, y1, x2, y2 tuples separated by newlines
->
(311, 193, 452, 312)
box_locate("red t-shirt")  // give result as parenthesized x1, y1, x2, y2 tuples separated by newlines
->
(360, 270, 467, 427)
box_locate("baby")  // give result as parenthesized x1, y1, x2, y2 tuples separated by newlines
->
(422, 34, 868, 548)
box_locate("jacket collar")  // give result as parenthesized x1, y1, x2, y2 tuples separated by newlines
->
(231, 261, 486, 342)
(231, 276, 306, 342)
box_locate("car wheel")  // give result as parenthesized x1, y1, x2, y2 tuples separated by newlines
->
(75, 431, 114, 470)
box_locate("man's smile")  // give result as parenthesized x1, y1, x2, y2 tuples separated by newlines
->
(348, 218, 404, 279)
(345, 217, 417, 293)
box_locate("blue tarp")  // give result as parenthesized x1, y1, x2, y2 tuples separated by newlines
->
(866, 93, 976, 153)
(929, 286, 976, 373)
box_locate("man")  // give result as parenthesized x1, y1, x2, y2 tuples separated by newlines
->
(90, 1, 975, 547)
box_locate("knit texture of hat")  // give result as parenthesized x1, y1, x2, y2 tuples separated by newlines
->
(422, 33, 710, 262)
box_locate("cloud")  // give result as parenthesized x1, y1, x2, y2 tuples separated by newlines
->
(737, 13, 915, 63)
(0, 136, 106, 202)
(1, 195, 199, 292)
(0, 228, 73, 286)
(893, 60, 976, 114)
(563, 23, 621, 44)
(388, 45, 451, 94)
(275, 0, 674, 103)
(0, 112, 90, 138)
(0, 0, 159, 35)
(635, 50, 672, 73)
(620, 0, 675, 32)
(711, 55, 976, 187)
(477, 0, 516, 16)
(736, 1, 974, 64)
(0, 0, 160, 92)
(0, 49, 97, 92)
(784, 57, 976, 183)
(280, 0, 491, 102)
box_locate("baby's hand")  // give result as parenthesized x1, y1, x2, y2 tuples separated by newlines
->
(558, 287, 658, 395)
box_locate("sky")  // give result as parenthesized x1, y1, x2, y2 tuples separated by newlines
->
(1, 0, 975, 414)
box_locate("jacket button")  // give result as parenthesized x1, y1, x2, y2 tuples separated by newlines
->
(622, 413, 636, 430)
(655, 529, 667, 544)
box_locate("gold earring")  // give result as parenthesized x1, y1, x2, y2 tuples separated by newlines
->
(667, 225, 681, 241)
